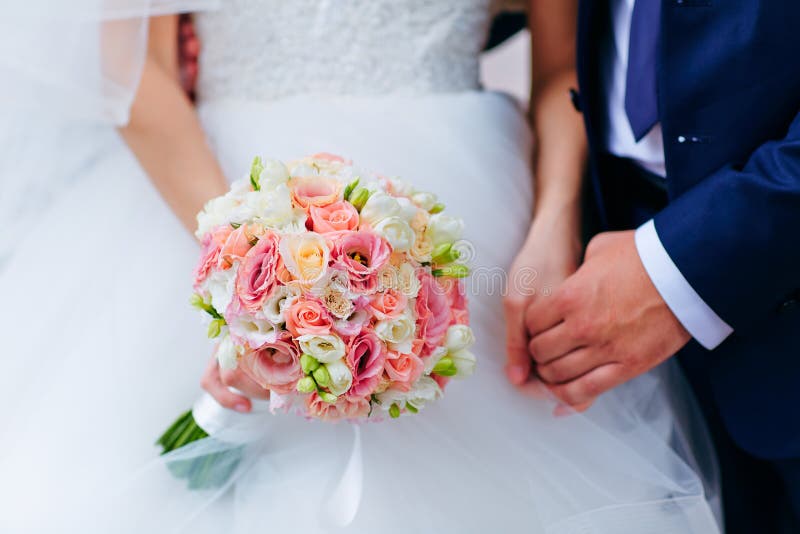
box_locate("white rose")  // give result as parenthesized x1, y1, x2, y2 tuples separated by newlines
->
(406, 376, 443, 409)
(388, 178, 415, 197)
(411, 191, 438, 211)
(325, 359, 353, 396)
(257, 158, 290, 191)
(233, 185, 305, 231)
(374, 310, 416, 354)
(195, 195, 239, 238)
(216, 334, 242, 371)
(450, 349, 476, 378)
(373, 217, 416, 252)
(376, 376, 442, 411)
(397, 262, 421, 298)
(228, 178, 252, 197)
(426, 213, 464, 247)
(262, 285, 300, 324)
(204, 267, 237, 317)
(298, 334, 346, 363)
(228, 313, 278, 349)
(359, 192, 401, 227)
(445, 325, 475, 353)
(423, 346, 448, 375)
(395, 197, 420, 223)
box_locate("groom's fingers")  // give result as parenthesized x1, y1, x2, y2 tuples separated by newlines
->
(528, 323, 581, 365)
(503, 295, 532, 385)
(547, 363, 625, 408)
(536, 347, 608, 384)
(524, 293, 563, 338)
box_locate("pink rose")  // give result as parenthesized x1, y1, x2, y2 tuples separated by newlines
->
(193, 225, 232, 288)
(415, 270, 450, 356)
(384, 352, 424, 391)
(368, 288, 407, 320)
(285, 298, 333, 337)
(309, 200, 360, 234)
(235, 231, 282, 313)
(331, 231, 392, 294)
(443, 278, 469, 326)
(346, 331, 387, 398)
(289, 176, 342, 209)
(219, 224, 263, 269)
(305, 392, 370, 422)
(239, 334, 302, 395)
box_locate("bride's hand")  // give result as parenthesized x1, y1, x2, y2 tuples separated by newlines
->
(504, 209, 581, 387)
(200, 352, 269, 413)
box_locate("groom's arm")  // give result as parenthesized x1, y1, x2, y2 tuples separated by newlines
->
(651, 109, 800, 339)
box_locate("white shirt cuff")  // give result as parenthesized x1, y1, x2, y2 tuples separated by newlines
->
(634, 220, 734, 350)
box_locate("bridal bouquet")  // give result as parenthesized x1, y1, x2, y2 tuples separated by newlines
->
(157, 153, 474, 485)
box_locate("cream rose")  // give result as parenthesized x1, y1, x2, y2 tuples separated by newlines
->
(426, 213, 464, 247)
(325, 358, 353, 396)
(397, 262, 421, 298)
(451, 349, 476, 378)
(204, 267, 237, 317)
(359, 192, 401, 227)
(411, 191, 438, 211)
(262, 285, 301, 324)
(216, 334, 242, 371)
(195, 195, 239, 238)
(373, 216, 416, 252)
(256, 158, 290, 190)
(445, 324, 475, 353)
(279, 232, 330, 288)
(374, 310, 416, 354)
(298, 334, 346, 363)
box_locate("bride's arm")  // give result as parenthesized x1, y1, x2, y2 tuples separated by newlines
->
(504, 0, 586, 388)
(120, 16, 265, 411)
(119, 15, 228, 234)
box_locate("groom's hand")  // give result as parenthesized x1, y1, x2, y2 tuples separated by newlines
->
(525, 230, 691, 410)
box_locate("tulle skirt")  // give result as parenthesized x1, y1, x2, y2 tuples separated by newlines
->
(0, 92, 721, 533)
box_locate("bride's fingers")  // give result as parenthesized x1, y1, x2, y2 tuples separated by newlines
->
(502, 295, 532, 385)
(219, 368, 270, 400)
(200, 357, 252, 412)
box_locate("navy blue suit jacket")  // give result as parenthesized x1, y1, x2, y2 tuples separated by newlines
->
(576, 0, 800, 459)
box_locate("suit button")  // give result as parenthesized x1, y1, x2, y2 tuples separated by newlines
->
(569, 88, 582, 112)
(780, 298, 798, 313)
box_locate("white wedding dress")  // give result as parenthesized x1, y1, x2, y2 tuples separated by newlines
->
(0, 1, 722, 533)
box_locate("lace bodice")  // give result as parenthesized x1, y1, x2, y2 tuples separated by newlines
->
(195, 0, 499, 102)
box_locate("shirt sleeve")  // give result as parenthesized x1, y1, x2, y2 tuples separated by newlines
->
(634, 219, 734, 350)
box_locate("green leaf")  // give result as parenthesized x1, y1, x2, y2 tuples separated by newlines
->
(250, 156, 264, 191)
(429, 202, 445, 214)
(343, 177, 361, 201)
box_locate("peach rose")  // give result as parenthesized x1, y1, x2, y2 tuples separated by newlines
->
(235, 231, 282, 313)
(305, 392, 370, 421)
(285, 298, 333, 337)
(193, 225, 232, 288)
(309, 200, 359, 234)
(368, 288, 407, 320)
(219, 223, 264, 269)
(289, 176, 342, 209)
(443, 278, 469, 326)
(239, 334, 302, 395)
(384, 352, 424, 391)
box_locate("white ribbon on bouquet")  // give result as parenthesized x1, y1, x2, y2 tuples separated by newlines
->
(192, 392, 364, 528)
